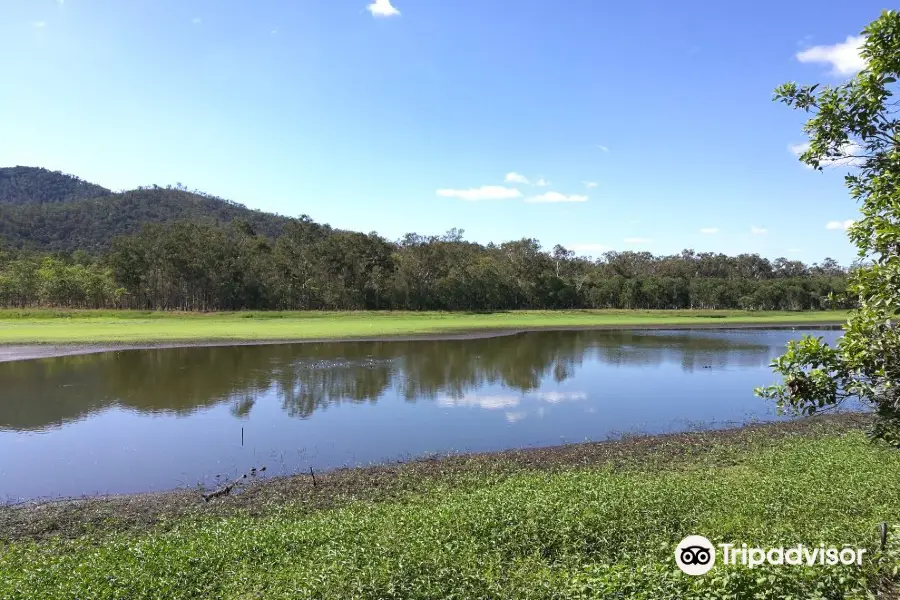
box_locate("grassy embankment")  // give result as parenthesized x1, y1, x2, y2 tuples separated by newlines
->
(1, 416, 898, 599)
(0, 309, 850, 344)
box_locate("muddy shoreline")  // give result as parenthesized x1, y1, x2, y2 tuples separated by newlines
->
(0, 321, 842, 363)
(0, 413, 868, 541)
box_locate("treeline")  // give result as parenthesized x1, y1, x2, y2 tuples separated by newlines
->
(0, 218, 855, 311)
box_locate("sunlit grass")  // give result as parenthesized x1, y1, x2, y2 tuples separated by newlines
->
(0, 309, 850, 344)
(1, 431, 897, 599)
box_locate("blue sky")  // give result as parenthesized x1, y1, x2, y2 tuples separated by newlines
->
(0, 0, 885, 265)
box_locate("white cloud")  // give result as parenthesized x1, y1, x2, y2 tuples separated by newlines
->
(192, 17, 202, 24)
(789, 140, 864, 168)
(825, 219, 855, 230)
(596, 144, 610, 153)
(569, 243, 607, 254)
(367, 0, 401, 17)
(436, 186, 522, 201)
(750, 226, 768, 235)
(796, 35, 866, 75)
(534, 177, 550, 187)
(505, 172, 530, 185)
(789, 142, 810, 156)
(624, 237, 653, 244)
(583, 181, 598, 189)
(525, 191, 587, 204)
(270, 28, 279, 36)
(831, 142, 865, 167)
(505, 411, 527, 424)
(789, 143, 815, 170)
(699, 227, 719, 234)
(528, 391, 588, 404)
(437, 394, 519, 410)
(33, 21, 46, 28)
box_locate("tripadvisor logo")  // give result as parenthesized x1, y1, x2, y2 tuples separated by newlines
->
(674, 535, 867, 576)
(675, 535, 716, 575)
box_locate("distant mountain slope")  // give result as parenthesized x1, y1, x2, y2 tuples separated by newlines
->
(0, 166, 112, 205)
(0, 168, 297, 252)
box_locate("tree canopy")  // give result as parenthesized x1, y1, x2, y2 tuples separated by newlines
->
(0, 220, 853, 312)
(0, 166, 111, 206)
(758, 10, 900, 445)
(0, 167, 294, 252)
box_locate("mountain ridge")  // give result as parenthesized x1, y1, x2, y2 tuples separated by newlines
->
(0, 166, 112, 205)
(0, 166, 297, 252)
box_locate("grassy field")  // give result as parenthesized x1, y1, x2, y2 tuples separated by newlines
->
(1, 417, 898, 599)
(0, 309, 850, 344)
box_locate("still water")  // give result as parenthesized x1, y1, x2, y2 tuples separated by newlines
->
(0, 328, 842, 501)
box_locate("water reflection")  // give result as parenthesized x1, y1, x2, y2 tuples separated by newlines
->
(0, 330, 784, 432)
(0, 328, 845, 500)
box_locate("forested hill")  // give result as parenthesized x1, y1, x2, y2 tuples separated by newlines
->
(0, 166, 112, 205)
(0, 167, 295, 252)
(0, 166, 856, 313)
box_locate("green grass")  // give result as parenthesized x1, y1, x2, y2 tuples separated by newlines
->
(0, 309, 850, 344)
(1, 430, 898, 599)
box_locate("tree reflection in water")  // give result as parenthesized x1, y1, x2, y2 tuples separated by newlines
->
(0, 329, 785, 431)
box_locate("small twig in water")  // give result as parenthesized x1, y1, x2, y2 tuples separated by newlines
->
(201, 466, 266, 502)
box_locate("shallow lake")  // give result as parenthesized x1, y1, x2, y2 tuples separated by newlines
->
(0, 327, 844, 501)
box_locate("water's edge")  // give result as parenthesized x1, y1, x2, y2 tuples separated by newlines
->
(0, 322, 843, 363)
(0, 413, 869, 541)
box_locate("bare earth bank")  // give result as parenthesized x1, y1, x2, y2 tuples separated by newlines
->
(0, 321, 842, 363)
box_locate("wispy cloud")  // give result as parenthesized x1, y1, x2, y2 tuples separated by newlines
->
(596, 144, 610, 153)
(796, 35, 866, 75)
(624, 237, 653, 244)
(750, 226, 768, 235)
(583, 181, 598, 189)
(436, 186, 522, 201)
(270, 28, 279, 36)
(192, 17, 202, 24)
(33, 21, 46, 28)
(529, 392, 588, 404)
(525, 192, 588, 204)
(505, 173, 549, 187)
(367, 0, 401, 17)
(437, 394, 519, 410)
(569, 243, 607, 254)
(825, 219, 855, 231)
(503, 392, 588, 423)
(699, 227, 719, 234)
(505, 172, 530, 185)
